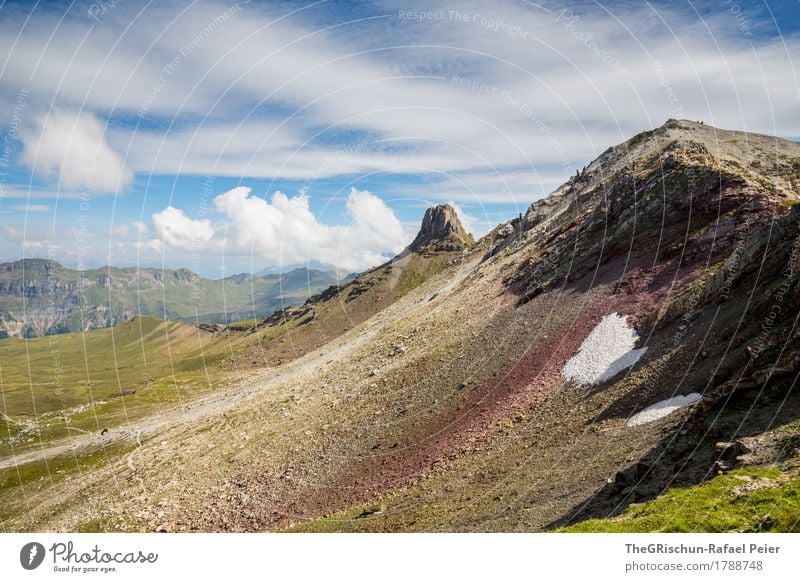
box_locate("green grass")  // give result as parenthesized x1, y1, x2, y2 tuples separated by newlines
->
(0, 441, 135, 523)
(76, 514, 135, 533)
(562, 467, 800, 532)
(393, 255, 451, 297)
(0, 316, 232, 455)
(705, 260, 725, 276)
(0, 441, 133, 494)
(0, 316, 213, 413)
(395, 269, 427, 295)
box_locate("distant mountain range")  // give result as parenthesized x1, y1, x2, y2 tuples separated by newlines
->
(0, 259, 344, 338)
(254, 261, 354, 279)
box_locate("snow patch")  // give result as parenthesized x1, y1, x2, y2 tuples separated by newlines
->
(562, 313, 647, 385)
(626, 393, 702, 427)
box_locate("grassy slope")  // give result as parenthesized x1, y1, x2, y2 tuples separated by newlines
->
(561, 466, 800, 532)
(0, 248, 460, 506)
(0, 316, 228, 455)
(0, 441, 135, 525)
(0, 315, 232, 526)
(0, 250, 458, 449)
(0, 243, 473, 530)
(227, 250, 458, 370)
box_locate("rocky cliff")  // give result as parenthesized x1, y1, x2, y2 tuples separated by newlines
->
(408, 204, 475, 252)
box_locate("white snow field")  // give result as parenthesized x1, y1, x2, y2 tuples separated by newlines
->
(626, 393, 703, 427)
(562, 312, 648, 385)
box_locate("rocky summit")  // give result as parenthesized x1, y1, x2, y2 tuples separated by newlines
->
(408, 204, 475, 253)
(2, 120, 800, 534)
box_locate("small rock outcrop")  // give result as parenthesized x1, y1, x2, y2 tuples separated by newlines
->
(407, 204, 475, 253)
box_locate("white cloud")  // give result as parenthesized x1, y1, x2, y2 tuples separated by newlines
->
(445, 200, 478, 236)
(1, 226, 23, 240)
(151, 186, 409, 272)
(213, 186, 409, 271)
(4, 0, 798, 204)
(110, 224, 130, 238)
(0, 184, 85, 200)
(152, 206, 214, 249)
(132, 221, 149, 236)
(346, 188, 407, 254)
(20, 109, 133, 192)
(7, 204, 52, 213)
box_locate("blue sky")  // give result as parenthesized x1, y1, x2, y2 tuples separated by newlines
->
(1, 0, 799, 277)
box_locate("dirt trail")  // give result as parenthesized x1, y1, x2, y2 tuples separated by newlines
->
(0, 258, 478, 472)
(0, 334, 369, 471)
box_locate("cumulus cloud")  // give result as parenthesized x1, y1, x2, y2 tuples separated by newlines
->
(213, 187, 409, 271)
(345, 188, 408, 257)
(20, 109, 133, 192)
(152, 206, 214, 249)
(150, 187, 410, 272)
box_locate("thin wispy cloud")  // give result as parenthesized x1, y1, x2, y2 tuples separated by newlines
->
(0, 0, 797, 272)
(6, 204, 52, 213)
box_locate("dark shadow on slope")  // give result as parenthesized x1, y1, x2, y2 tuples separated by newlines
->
(546, 378, 800, 530)
(584, 313, 751, 425)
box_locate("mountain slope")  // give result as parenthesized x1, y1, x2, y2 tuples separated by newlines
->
(2, 121, 799, 533)
(0, 203, 476, 520)
(0, 260, 340, 338)
(224, 204, 475, 369)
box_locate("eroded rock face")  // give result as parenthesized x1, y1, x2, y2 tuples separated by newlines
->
(408, 204, 475, 252)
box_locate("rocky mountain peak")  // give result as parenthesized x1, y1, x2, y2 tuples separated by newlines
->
(408, 204, 475, 253)
(522, 118, 800, 234)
